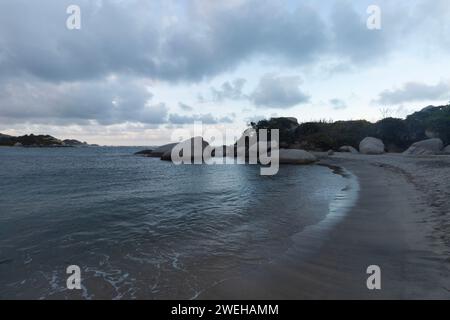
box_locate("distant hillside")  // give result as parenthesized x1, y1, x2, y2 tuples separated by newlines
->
(250, 104, 450, 152)
(0, 133, 90, 147)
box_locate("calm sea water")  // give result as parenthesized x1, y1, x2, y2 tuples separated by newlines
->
(0, 146, 354, 299)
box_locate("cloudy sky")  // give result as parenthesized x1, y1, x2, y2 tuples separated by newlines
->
(0, 0, 449, 145)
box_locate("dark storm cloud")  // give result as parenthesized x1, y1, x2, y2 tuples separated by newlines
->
(250, 74, 310, 109)
(0, 0, 394, 83)
(375, 81, 450, 105)
(0, 0, 444, 126)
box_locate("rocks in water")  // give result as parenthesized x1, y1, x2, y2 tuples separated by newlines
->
(443, 145, 450, 154)
(147, 143, 178, 157)
(403, 138, 443, 155)
(134, 149, 154, 156)
(327, 149, 334, 156)
(359, 137, 385, 155)
(161, 137, 210, 162)
(339, 145, 359, 154)
(278, 149, 317, 165)
(13, 142, 23, 147)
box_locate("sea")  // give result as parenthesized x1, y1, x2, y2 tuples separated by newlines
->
(0, 146, 357, 299)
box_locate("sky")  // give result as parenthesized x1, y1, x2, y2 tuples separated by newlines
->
(0, 0, 449, 145)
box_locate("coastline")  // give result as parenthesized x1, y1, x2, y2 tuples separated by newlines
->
(200, 153, 450, 299)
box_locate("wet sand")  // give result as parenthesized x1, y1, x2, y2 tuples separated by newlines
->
(200, 153, 450, 299)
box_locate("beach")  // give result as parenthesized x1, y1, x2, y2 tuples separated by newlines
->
(1, 147, 450, 299)
(200, 153, 450, 299)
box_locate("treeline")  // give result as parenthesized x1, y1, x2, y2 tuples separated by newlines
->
(250, 104, 450, 152)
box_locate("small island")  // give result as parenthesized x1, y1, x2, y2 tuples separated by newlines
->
(0, 133, 97, 148)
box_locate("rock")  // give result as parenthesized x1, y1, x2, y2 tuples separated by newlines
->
(161, 137, 210, 162)
(338, 146, 359, 154)
(62, 139, 88, 147)
(13, 142, 23, 147)
(403, 138, 443, 155)
(443, 145, 450, 154)
(134, 149, 153, 156)
(359, 137, 385, 155)
(327, 149, 334, 156)
(147, 143, 178, 157)
(278, 149, 317, 165)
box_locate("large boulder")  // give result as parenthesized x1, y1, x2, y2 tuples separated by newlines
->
(339, 145, 359, 154)
(147, 143, 178, 157)
(359, 137, 385, 155)
(278, 149, 317, 165)
(403, 138, 443, 155)
(443, 145, 450, 154)
(161, 137, 210, 162)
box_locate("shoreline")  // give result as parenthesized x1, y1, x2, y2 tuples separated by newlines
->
(200, 153, 450, 299)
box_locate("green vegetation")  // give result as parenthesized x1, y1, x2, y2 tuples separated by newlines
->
(250, 105, 450, 152)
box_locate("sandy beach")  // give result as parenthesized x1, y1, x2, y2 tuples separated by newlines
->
(200, 153, 450, 299)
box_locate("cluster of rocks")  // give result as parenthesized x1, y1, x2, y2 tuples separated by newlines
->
(336, 137, 450, 156)
(135, 136, 318, 165)
(334, 137, 385, 155)
(135, 134, 450, 166)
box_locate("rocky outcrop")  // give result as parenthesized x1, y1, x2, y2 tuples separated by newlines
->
(443, 145, 450, 154)
(134, 149, 154, 156)
(62, 139, 88, 147)
(403, 138, 443, 155)
(339, 146, 359, 154)
(278, 149, 317, 165)
(161, 137, 210, 162)
(146, 143, 178, 157)
(359, 137, 385, 155)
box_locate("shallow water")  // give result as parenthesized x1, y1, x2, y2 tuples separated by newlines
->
(0, 147, 354, 299)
